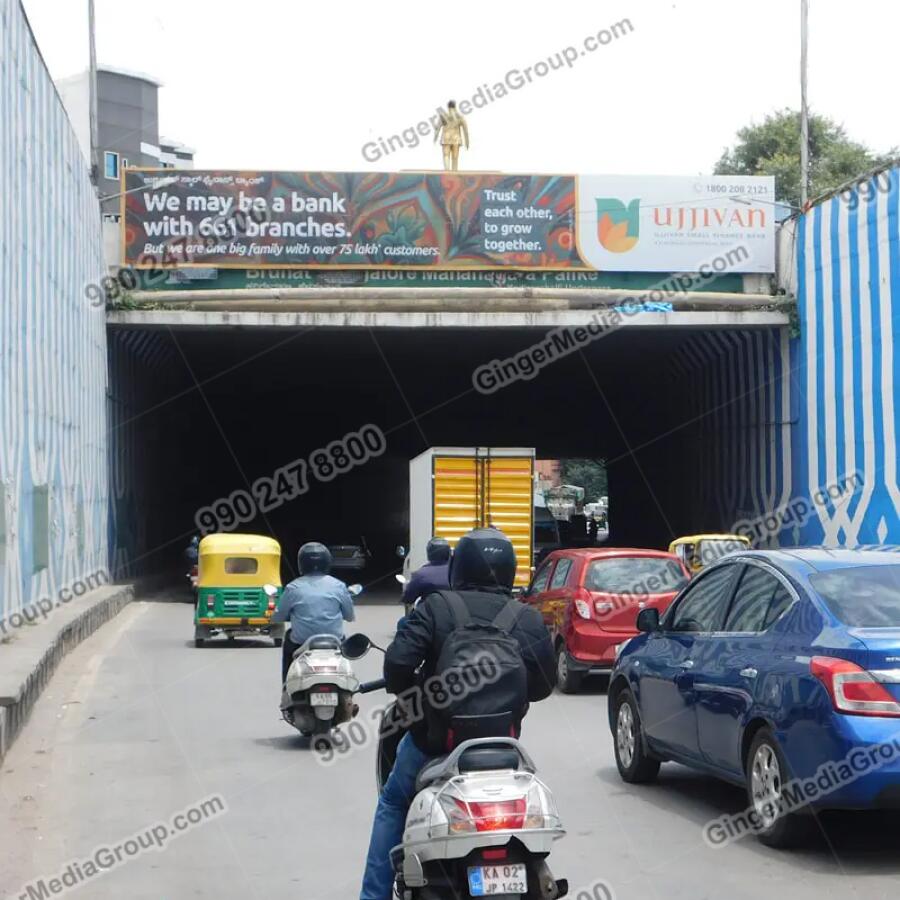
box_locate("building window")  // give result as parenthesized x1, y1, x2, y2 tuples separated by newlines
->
(104, 151, 120, 180)
(32, 485, 50, 573)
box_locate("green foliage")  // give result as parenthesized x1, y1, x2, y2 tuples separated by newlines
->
(714, 109, 896, 208)
(559, 458, 607, 503)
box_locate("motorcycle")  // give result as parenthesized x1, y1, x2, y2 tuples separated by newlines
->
(346, 634, 569, 900)
(279, 584, 364, 738)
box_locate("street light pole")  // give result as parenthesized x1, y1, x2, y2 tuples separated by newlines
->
(88, 0, 99, 188)
(799, 0, 809, 208)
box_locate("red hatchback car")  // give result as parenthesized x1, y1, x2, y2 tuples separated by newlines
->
(523, 548, 691, 692)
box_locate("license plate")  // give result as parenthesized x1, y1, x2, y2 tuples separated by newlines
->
(310, 692, 339, 707)
(467, 864, 527, 896)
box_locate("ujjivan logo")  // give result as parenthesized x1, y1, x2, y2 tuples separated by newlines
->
(596, 198, 640, 252)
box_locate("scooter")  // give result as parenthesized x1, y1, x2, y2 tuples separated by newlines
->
(279, 584, 363, 738)
(346, 634, 569, 900)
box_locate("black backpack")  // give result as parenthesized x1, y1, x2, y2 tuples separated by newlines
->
(429, 591, 529, 744)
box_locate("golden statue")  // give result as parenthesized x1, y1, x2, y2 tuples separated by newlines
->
(434, 100, 469, 171)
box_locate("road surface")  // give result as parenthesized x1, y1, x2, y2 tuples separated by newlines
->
(1, 593, 899, 899)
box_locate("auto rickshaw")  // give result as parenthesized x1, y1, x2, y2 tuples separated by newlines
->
(668, 533, 751, 574)
(194, 534, 284, 647)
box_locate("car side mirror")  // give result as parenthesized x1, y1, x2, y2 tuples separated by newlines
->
(342, 633, 371, 659)
(348, 583, 363, 596)
(636, 608, 661, 633)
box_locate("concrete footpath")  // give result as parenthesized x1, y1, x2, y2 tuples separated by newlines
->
(0, 583, 133, 763)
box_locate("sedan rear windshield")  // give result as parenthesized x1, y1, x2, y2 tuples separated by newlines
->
(810, 565, 900, 627)
(585, 557, 688, 596)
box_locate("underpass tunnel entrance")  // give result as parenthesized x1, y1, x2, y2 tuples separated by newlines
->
(108, 324, 790, 584)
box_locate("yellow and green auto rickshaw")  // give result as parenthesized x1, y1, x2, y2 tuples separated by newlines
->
(668, 533, 751, 574)
(194, 534, 284, 647)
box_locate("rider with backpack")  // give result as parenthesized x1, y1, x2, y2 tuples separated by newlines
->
(359, 527, 556, 900)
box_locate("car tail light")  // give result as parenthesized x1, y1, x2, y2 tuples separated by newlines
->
(574, 599, 591, 620)
(811, 656, 900, 717)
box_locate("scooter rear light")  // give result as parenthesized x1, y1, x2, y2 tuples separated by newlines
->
(460, 798, 526, 832)
(811, 656, 900, 717)
(482, 848, 508, 861)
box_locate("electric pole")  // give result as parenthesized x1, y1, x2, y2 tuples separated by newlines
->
(800, 0, 809, 208)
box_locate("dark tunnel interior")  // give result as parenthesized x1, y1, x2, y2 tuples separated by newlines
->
(108, 325, 753, 586)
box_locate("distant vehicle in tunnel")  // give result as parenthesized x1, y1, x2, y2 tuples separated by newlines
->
(669, 533, 750, 574)
(328, 535, 371, 573)
(533, 507, 562, 565)
(609, 549, 900, 847)
(523, 548, 690, 693)
(193, 534, 286, 647)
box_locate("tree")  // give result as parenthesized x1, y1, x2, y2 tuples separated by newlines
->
(559, 458, 607, 504)
(714, 109, 896, 208)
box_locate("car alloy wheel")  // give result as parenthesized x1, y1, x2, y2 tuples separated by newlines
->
(616, 702, 635, 768)
(612, 688, 659, 783)
(750, 742, 783, 829)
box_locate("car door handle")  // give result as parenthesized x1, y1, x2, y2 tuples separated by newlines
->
(740, 667, 758, 679)
(678, 660, 694, 669)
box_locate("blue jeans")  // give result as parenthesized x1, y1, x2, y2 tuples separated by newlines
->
(360, 733, 435, 899)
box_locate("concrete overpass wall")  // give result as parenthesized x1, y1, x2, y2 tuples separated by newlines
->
(788, 164, 900, 545)
(0, 2, 108, 619)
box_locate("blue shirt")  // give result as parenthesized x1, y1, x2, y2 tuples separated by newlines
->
(272, 573, 355, 644)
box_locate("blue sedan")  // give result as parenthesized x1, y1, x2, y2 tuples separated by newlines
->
(608, 548, 900, 847)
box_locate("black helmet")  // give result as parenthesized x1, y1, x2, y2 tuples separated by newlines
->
(426, 537, 451, 565)
(449, 527, 516, 591)
(298, 542, 332, 575)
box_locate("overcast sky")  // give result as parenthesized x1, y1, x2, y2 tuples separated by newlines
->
(21, 0, 898, 174)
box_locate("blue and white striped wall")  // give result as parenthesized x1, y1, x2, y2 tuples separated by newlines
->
(0, 1, 109, 618)
(667, 328, 794, 544)
(791, 164, 900, 544)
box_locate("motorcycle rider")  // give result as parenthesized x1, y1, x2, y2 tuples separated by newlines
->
(360, 527, 556, 900)
(401, 536, 451, 609)
(271, 542, 355, 684)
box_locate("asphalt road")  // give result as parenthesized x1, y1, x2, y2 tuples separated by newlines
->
(2, 593, 899, 900)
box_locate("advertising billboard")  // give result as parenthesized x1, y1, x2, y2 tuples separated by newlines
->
(122, 170, 774, 273)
